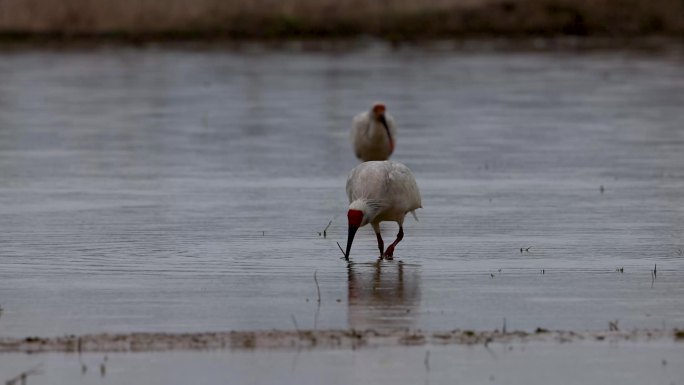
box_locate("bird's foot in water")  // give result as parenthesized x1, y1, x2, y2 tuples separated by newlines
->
(383, 246, 395, 260)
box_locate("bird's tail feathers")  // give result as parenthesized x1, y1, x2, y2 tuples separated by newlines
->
(410, 210, 419, 222)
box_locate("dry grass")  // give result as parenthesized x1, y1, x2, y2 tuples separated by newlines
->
(0, 0, 683, 40)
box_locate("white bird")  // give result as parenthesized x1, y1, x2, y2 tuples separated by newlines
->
(344, 160, 422, 260)
(351, 103, 397, 161)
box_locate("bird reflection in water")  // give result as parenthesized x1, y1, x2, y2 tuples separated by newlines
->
(346, 260, 421, 331)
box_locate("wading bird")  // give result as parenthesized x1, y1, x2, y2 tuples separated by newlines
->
(344, 161, 422, 260)
(351, 103, 397, 161)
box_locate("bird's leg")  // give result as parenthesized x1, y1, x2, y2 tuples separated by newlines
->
(372, 223, 384, 259)
(375, 232, 384, 258)
(383, 226, 404, 260)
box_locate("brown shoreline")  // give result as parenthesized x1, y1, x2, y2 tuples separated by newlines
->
(1, 329, 681, 353)
(1, 0, 683, 43)
(0, 36, 683, 54)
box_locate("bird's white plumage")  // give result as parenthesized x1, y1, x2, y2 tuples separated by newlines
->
(346, 160, 421, 227)
(350, 107, 397, 161)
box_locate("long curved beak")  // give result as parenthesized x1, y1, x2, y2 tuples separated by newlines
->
(378, 115, 393, 152)
(379, 115, 389, 133)
(345, 225, 359, 260)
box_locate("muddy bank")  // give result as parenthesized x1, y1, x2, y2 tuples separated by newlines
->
(1, 329, 681, 353)
(1, 0, 683, 42)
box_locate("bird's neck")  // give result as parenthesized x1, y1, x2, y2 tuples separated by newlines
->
(368, 121, 385, 136)
(349, 198, 383, 221)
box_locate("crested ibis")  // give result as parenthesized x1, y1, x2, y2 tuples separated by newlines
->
(351, 103, 397, 161)
(344, 160, 422, 260)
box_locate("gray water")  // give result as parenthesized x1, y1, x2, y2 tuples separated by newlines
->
(1, 340, 682, 385)
(1, 44, 684, 338)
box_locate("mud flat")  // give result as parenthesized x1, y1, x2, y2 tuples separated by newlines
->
(1, 328, 681, 353)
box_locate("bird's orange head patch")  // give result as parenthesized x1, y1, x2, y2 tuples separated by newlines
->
(372, 104, 386, 115)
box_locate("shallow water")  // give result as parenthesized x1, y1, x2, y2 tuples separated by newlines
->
(1, 44, 684, 338)
(1, 339, 682, 385)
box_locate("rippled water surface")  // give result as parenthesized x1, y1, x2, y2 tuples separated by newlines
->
(1, 44, 684, 337)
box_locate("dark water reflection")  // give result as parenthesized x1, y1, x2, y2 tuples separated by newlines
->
(347, 261, 421, 330)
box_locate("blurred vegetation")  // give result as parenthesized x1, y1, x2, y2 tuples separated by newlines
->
(0, 0, 683, 40)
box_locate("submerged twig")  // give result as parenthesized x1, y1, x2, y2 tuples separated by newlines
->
(314, 270, 321, 303)
(291, 314, 300, 334)
(313, 301, 321, 330)
(4, 364, 42, 385)
(336, 242, 347, 259)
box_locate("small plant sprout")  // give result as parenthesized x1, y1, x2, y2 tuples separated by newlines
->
(609, 320, 619, 331)
(319, 220, 333, 238)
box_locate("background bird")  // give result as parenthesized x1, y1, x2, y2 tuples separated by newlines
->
(351, 103, 397, 161)
(344, 160, 422, 260)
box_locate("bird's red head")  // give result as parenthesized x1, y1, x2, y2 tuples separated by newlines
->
(372, 103, 386, 116)
(347, 209, 364, 228)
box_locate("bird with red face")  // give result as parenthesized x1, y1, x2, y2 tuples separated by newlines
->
(344, 160, 421, 260)
(351, 103, 397, 162)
